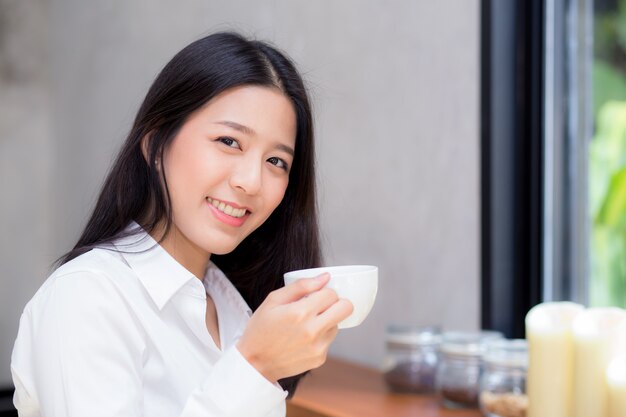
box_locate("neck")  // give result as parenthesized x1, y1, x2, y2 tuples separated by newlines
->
(148, 221, 211, 280)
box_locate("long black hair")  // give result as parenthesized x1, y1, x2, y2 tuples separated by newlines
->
(58, 31, 321, 397)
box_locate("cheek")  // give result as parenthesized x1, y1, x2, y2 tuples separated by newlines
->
(164, 158, 210, 215)
(165, 157, 202, 204)
(266, 178, 290, 211)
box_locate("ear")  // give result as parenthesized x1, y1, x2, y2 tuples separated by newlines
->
(140, 132, 158, 168)
(140, 133, 150, 162)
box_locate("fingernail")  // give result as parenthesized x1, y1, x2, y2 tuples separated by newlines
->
(316, 272, 330, 281)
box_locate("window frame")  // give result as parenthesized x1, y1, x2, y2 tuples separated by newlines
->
(481, 0, 593, 337)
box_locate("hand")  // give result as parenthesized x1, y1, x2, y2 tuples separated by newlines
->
(236, 273, 354, 383)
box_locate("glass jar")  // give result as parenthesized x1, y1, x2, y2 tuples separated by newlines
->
(382, 324, 441, 394)
(436, 330, 503, 409)
(479, 339, 528, 417)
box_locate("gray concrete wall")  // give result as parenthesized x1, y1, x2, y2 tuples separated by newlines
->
(1, 0, 480, 384)
(0, 0, 53, 387)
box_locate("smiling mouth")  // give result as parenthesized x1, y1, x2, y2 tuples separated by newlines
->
(206, 197, 249, 218)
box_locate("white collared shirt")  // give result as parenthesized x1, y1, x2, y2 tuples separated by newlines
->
(10, 222, 287, 417)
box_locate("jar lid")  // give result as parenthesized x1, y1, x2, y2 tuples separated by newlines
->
(386, 324, 442, 346)
(439, 330, 504, 357)
(483, 339, 528, 368)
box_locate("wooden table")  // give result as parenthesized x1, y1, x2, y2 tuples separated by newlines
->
(287, 357, 482, 417)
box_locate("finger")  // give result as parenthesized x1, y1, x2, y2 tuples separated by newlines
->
(320, 322, 339, 343)
(314, 298, 354, 330)
(297, 287, 339, 316)
(267, 273, 330, 305)
(312, 320, 339, 350)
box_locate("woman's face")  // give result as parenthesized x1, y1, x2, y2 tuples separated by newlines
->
(155, 85, 297, 269)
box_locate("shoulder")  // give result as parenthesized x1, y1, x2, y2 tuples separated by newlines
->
(12, 251, 146, 386)
(52, 247, 126, 279)
(25, 248, 139, 317)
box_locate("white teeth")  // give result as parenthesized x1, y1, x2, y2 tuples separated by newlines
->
(207, 198, 247, 218)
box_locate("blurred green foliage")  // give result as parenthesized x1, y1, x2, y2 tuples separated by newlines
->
(590, 102, 626, 307)
(590, 0, 626, 307)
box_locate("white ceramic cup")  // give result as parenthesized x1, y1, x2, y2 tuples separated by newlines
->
(283, 265, 378, 329)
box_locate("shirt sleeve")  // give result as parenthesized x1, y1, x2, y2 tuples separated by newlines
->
(180, 345, 288, 417)
(13, 270, 287, 417)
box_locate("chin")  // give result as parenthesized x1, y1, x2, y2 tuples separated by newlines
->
(210, 247, 236, 256)
(205, 239, 242, 256)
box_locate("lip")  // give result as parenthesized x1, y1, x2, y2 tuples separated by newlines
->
(207, 197, 251, 212)
(206, 198, 251, 227)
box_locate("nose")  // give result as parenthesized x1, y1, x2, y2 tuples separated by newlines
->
(229, 156, 263, 195)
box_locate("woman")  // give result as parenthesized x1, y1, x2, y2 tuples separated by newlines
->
(11, 32, 353, 417)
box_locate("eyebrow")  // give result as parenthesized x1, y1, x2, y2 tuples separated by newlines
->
(274, 143, 295, 157)
(214, 120, 295, 156)
(215, 120, 256, 135)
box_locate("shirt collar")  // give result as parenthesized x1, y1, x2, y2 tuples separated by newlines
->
(112, 221, 200, 310)
(204, 261, 253, 318)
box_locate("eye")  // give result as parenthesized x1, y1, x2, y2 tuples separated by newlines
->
(268, 156, 289, 172)
(217, 136, 241, 149)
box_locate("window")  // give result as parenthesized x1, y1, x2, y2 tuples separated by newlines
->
(482, 0, 626, 339)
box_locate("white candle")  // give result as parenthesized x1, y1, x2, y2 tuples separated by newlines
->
(526, 302, 584, 417)
(607, 355, 626, 417)
(572, 308, 626, 417)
